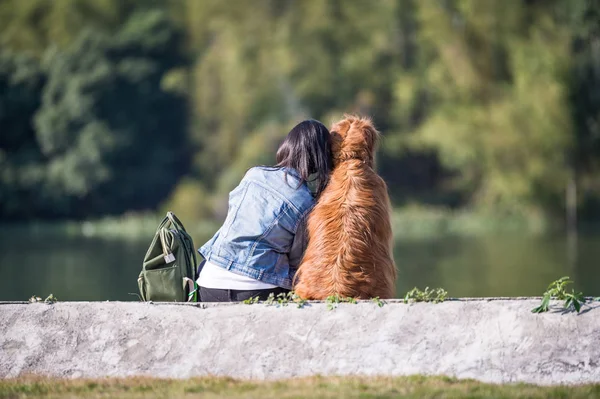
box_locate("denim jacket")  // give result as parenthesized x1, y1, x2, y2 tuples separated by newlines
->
(199, 166, 315, 289)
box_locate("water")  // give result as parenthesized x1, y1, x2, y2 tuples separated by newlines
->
(0, 232, 599, 301)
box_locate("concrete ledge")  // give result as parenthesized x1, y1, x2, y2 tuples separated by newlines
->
(1, 299, 599, 385)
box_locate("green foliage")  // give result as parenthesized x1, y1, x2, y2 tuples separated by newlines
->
(44, 294, 58, 303)
(262, 291, 307, 308)
(264, 293, 276, 306)
(171, 0, 600, 221)
(292, 293, 308, 309)
(3, 0, 600, 223)
(0, 0, 160, 52)
(1, 8, 190, 219)
(371, 297, 385, 307)
(242, 296, 259, 305)
(568, 0, 600, 208)
(325, 295, 358, 310)
(28, 294, 58, 303)
(35, 9, 188, 217)
(274, 292, 291, 307)
(403, 0, 573, 211)
(531, 276, 586, 313)
(403, 287, 448, 304)
(159, 178, 213, 223)
(0, 51, 46, 219)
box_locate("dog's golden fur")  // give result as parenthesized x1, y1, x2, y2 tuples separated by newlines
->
(293, 115, 397, 299)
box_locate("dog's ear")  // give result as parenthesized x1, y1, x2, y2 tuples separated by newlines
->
(330, 119, 352, 159)
(359, 119, 379, 160)
(330, 131, 344, 155)
(346, 117, 379, 166)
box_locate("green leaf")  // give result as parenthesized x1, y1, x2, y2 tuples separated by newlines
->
(532, 294, 550, 313)
(532, 305, 546, 313)
(573, 299, 581, 313)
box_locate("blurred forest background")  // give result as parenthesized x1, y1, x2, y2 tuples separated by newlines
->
(2, 0, 600, 234)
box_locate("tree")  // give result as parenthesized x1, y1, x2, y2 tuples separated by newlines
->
(29, 9, 189, 218)
(387, 0, 572, 214)
(0, 51, 46, 219)
(567, 0, 600, 218)
(0, 0, 162, 54)
(3, 0, 600, 223)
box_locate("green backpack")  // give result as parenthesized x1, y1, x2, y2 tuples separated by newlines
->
(138, 212, 200, 302)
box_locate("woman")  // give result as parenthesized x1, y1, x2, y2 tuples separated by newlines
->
(197, 120, 332, 302)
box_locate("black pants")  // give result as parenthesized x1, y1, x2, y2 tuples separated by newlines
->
(199, 286, 289, 302)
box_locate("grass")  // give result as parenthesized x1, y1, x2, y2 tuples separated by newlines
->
(1, 375, 599, 399)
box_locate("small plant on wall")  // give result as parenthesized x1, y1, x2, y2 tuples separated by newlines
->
(403, 287, 448, 304)
(532, 276, 587, 313)
(325, 295, 358, 310)
(28, 294, 58, 303)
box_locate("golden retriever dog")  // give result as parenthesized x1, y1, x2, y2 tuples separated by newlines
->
(294, 115, 397, 299)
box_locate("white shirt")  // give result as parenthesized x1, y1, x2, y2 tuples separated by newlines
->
(196, 260, 278, 290)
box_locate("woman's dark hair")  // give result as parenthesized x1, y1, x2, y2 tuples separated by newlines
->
(276, 119, 332, 197)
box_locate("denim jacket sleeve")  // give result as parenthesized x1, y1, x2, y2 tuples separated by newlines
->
(289, 212, 309, 269)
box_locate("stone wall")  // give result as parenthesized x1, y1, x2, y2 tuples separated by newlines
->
(1, 299, 599, 385)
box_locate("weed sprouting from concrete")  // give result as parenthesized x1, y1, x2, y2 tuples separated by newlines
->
(325, 295, 358, 310)
(371, 297, 385, 307)
(325, 296, 338, 310)
(276, 292, 293, 306)
(264, 293, 276, 306)
(260, 291, 307, 308)
(242, 296, 260, 305)
(403, 287, 448, 304)
(29, 294, 58, 303)
(531, 276, 586, 313)
(291, 292, 307, 308)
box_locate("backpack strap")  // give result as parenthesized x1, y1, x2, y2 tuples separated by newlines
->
(166, 211, 187, 233)
(156, 214, 171, 231)
(159, 228, 176, 263)
(154, 211, 185, 235)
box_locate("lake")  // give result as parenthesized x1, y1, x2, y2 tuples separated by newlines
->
(0, 230, 599, 301)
